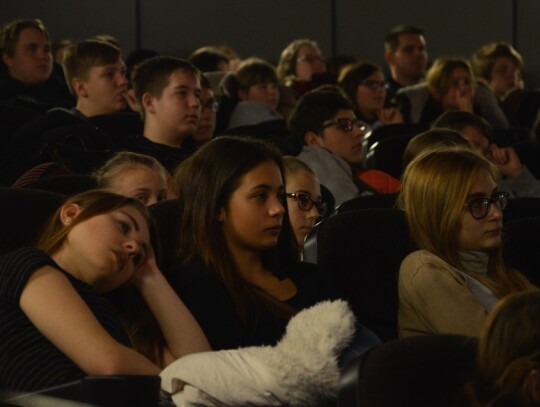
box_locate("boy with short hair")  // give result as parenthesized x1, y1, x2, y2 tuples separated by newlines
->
(62, 39, 128, 118)
(129, 55, 201, 173)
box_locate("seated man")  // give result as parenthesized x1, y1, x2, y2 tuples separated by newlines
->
(288, 87, 400, 205)
(62, 39, 129, 118)
(128, 56, 201, 173)
(0, 18, 72, 110)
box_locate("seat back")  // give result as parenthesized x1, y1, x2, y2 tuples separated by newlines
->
(148, 199, 181, 276)
(0, 187, 65, 254)
(338, 334, 477, 407)
(503, 216, 540, 286)
(336, 193, 398, 213)
(503, 197, 540, 223)
(365, 133, 415, 179)
(314, 209, 412, 341)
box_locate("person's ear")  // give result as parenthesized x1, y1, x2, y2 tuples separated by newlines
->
(59, 203, 82, 226)
(305, 131, 322, 146)
(384, 50, 395, 66)
(2, 52, 14, 69)
(524, 368, 540, 403)
(72, 78, 88, 98)
(142, 92, 156, 114)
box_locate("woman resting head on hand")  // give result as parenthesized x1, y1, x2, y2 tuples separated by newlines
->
(0, 190, 208, 391)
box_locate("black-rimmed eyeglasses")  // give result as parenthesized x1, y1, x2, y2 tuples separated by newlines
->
(319, 118, 368, 133)
(464, 191, 509, 220)
(360, 80, 390, 91)
(285, 192, 328, 217)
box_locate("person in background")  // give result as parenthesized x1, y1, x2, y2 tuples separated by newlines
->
(283, 156, 327, 253)
(93, 151, 172, 206)
(192, 74, 218, 148)
(339, 62, 403, 129)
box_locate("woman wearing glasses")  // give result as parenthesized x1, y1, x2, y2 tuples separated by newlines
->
(168, 136, 342, 350)
(338, 62, 403, 129)
(398, 148, 532, 338)
(282, 156, 327, 253)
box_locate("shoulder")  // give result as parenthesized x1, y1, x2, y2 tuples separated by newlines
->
(400, 250, 452, 278)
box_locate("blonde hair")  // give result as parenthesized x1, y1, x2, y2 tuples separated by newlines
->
(276, 39, 321, 85)
(399, 149, 529, 298)
(427, 57, 475, 97)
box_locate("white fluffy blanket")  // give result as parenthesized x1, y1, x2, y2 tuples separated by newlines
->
(160, 299, 356, 406)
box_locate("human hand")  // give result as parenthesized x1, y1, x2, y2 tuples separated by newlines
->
(490, 145, 523, 179)
(455, 88, 474, 112)
(129, 246, 161, 289)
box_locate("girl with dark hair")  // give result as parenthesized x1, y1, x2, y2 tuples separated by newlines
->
(169, 136, 344, 350)
(0, 190, 209, 391)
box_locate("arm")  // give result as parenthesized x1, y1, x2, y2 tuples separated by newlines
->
(130, 249, 211, 362)
(398, 252, 488, 337)
(20, 265, 161, 376)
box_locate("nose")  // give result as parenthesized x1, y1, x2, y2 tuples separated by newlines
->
(488, 202, 504, 221)
(306, 205, 319, 222)
(118, 73, 128, 87)
(188, 93, 200, 109)
(269, 195, 286, 217)
(124, 239, 141, 256)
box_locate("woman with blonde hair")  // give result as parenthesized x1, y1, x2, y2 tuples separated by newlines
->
(470, 289, 540, 406)
(397, 57, 508, 129)
(398, 149, 532, 338)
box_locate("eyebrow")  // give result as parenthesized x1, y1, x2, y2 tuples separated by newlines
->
(468, 186, 498, 199)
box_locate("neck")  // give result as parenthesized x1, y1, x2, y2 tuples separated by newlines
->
(227, 244, 269, 284)
(50, 245, 84, 282)
(76, 100, 115, 118)
(143, 120, 186, 148)
(391, 69, 420, 87)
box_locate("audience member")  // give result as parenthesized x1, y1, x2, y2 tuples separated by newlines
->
(62, 39, 129, 118)
(433, 110, 540, 198)
(472, 42, 540, 130)
(288, 87, 400, 205)
(276, 38, 334, 97)
(93, 151, 171, 206)
(282, 156, 327, 253)
(168, 136, 341, 350)
(469, 289, 540, 407)
(397, 57, 509, 129)
(188, 46, 229, 73)
(398, 149, 532, 338)
(52, 38, 74, 66)
(129, 56, 200, 173)
(0, 190, 209, 391)
(192, 73, 218, 147)
(0, 18, 72, 110)
(384, 25, 428, 100)
(339, 62, 403, 129)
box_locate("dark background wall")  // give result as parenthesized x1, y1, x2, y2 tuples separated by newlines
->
(3, 0, 540, 87)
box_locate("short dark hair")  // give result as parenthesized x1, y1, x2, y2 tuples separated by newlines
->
(384, 25, 424, 53)
(62, 40, 122, 95)
(0, 18, 49, 57)
(338, 62, 382, 106)
(288, 88, 355, 145)
(132, 56, 200, 119)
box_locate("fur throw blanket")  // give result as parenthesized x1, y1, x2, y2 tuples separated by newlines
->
(160, 299, 356, 406)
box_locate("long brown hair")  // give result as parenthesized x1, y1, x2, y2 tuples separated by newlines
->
(36, 190, 167, 366)
(399, 149, 530, 298)
(174, 136, 299, 329)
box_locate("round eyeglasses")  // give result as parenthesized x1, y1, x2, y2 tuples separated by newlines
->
(319, 118, 368, 134)
(360, 80, 390, 91)
(464, 191, 509, 220)
(285, 192, 328, 217)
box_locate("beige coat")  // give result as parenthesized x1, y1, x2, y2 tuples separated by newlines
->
(398, 250, 489, 338)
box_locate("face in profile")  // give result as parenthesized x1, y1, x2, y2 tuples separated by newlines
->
(295, 45, 326, 82)
(285, 169, 322, 248)
(107, 165, 168, 206)
(58, 204, 150, 293)
(79, 58, 128, 115)
(193, 86, 217, 147)
(309, 108, 365, 166)
(218, 160, 285, 253)
(3, 27, 52, 85)
(457, 169, 503, 252)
